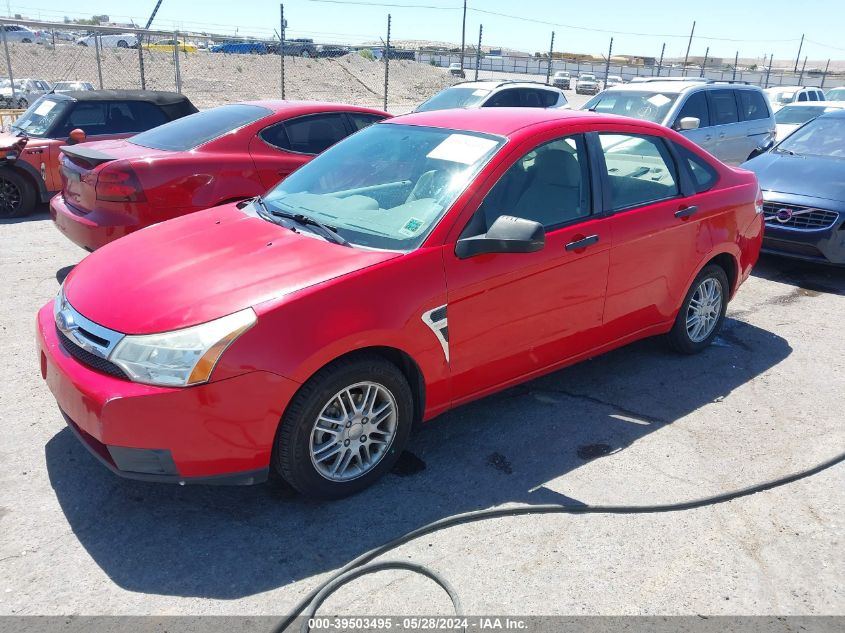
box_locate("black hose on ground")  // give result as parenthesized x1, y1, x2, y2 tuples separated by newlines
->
(273, 449, 845, 633)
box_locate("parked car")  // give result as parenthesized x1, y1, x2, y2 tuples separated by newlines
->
(0, 77, 51, 108)
(582, 81, 776, 165)
(552, 70, 571, 89)
(51, 102, 390, 250)
(315, 44, 350, 58)
(143, 38, 197, 53)
(763, 86, 825, 112)
(743, 110, 845, 265)
(0, 90, 197, 218)
(37, 108, 763, 496)
(575, 73, 601, 95)
(50, 30, 77, 42)
(628, 77, 707, 84)
(416, 80, 568, 112)
(824, 87, 845, 101)
(605, 75, 625, 87)
(210, 41, 267, 54)
(279, 38, 317, 57)
(0, 24, 45, 44)
(448, 62, 465, 78)
(773, 101, 845, 140)
(77, 33, 138, 48)
(51, 81, 95, 93)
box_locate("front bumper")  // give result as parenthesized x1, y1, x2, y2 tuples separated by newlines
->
(760, 202, 845, 266)
(50, 194, 140, 251)
(37, 302, 301, 484)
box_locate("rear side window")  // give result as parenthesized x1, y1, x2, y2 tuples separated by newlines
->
(738, 90, 769, 121)
(676, 91, 710, 127)
(348, 112, 385, 131)
(709, 90, 739, 125)
(123, 101, 169, 131)
(270, 113, 349, 155)
(598, 133, 679, 210)
(674, 143, 718, 193)
(130, 104, 271, 151)
(483, 89, 520, 108)
(536, 89, 561, 107)
(808, 91, 819, 102)
(797, 92, 808, 102)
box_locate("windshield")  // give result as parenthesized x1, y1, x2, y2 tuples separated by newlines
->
(778, 115, 845, 158)
(260, 123, 505, 250)
(10, 97, 71, 137)
(583, 90, 679, 124)
(129, 104, 271, 151)
(768, 89, 796, 105)
(580, 75, 596, 81)
(825, 88, 845, 100)
(775, 105, 836, 125)
(416, 87, 492, 112)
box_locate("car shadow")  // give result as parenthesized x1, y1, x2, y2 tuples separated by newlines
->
(752, 254, 845, 297)
(45, 318, 791, 600)
(0, 204, 50, 225)
(55, 265, 75, 284)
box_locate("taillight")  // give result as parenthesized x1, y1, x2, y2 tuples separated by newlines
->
(755, 186, 764, 215)
(95, 164, 146, 203)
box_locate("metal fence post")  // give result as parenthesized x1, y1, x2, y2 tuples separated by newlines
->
(383, 14, 390, 112)
(545, 31, 554, 84)
(474, 24, 482, 81)
(173, 30, 182, 93)
(700, 47, 708, 78)
(1, 26, 15, 103)
(655, 43, 665, 77)
(732, 51, 738, 80)
(604, 37, 613, 87)
(764, 53, 772, 88)
(138, 36, 146, 89)
(798, 56, 806, 85)
(821, 59, 830, 89)
(280, 4, 285, 99)
(94, 33, 104, 89)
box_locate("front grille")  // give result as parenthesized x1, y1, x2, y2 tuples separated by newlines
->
(763, 202, 839, 230)
(57, 327, 128, 379)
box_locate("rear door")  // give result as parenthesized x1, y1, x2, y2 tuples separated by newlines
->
(704, 89, 746, 164)
(736, 89, 775, 160)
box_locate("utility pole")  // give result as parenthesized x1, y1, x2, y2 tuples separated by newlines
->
(604, 37, 613, 88)
(655, 42, 665, 77)
(700, 46, 709, 78)
(764, 53, 773, 88)
(546, 31, 554, 84)
(793, 34, 804, 74)
(732, 51, 738, 80)
(821, 58, 830, 89)
(798, 56, 807, 84)
(682, 20, 695, 77)
(459, 0, 467, 72)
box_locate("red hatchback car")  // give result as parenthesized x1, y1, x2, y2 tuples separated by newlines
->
(37, 108, 764, 498)
(50, 101, 390, 251)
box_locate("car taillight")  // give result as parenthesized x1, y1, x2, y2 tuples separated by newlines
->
(755, 186, 764, 215)
(95, 164, 146, 203)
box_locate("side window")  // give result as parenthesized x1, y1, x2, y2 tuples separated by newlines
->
(534, 89, 560, 107)
(258, 122, 290, 150)
(808, 91, 819, 102)
(599, 133, 679, 210)
(520, 89, 544, 108)
(59, 102, 107, 135)
(463, 135, 590, 236)
(797, 92, 808, 102)
(123, 101, 169, 131)
(347, 112, 385, 131)
(280, 113, 349, 154)
(708, 90, 739, 126)
(673, 143, 718, 193)
(738, 90, 769, 121)
(675, 91, 710, 128)
(483, 89, 520, 108)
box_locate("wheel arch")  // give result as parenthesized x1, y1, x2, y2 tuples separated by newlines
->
(674, 248, 741, 315)
(0, 162, 47, 202)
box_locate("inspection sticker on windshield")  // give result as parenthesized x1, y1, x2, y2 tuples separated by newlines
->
(427, 134, 498, 165)
(647, 94, 672, 107)
(34, 100, 56, 116)
(400, 217, 425, 237)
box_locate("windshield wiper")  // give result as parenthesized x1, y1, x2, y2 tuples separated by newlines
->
(774, 147, 797, 156)
(255, 197, 350, 247)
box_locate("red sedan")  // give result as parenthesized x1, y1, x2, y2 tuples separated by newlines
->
(37, 108, 764, 498)
(49, 101, 390, 251)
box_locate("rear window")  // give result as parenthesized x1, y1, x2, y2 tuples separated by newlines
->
(129, 104, 271, 151)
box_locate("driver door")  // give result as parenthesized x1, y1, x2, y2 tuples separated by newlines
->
(443, 132, 613, 401)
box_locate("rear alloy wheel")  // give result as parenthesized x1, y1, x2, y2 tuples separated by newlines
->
(667, 264, 729, 354)
(0, 168, 36, 219)
(275, 355, 413, 498)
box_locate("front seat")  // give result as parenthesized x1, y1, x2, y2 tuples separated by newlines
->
(512, 150, 583, 227)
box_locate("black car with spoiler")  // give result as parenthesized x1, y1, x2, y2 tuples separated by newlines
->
(0, 90, 197, 218)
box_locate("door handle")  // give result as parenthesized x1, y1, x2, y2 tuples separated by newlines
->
(565, 234, 599, 251)
(675, 205, 698, 219)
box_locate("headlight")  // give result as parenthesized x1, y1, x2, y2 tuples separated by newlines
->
(109, 309, 256, 387)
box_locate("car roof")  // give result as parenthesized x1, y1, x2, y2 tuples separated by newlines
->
(47, 89, 192, 104)
(385, 106, 649, 137)
(780, 101, 845, 108)
(237, 100, 389, 116)
(447, 80, 558, 90)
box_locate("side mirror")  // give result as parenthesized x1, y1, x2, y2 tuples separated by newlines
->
(455, 215, 545, 259)
(676, 116, 700, 131)
(67, 128, 86, 145)
(747, 138, 775, 161)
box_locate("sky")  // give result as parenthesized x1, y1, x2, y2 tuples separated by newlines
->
(6, 0, 845, 63)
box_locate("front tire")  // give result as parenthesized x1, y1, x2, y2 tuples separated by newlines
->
(0, 168, 36, 218)
(274, 354, 414, 499)
(667, 264, 729, 354)
(117, 40, 128, 48)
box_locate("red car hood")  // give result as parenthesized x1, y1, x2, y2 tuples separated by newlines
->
(63, 204, 400, 334)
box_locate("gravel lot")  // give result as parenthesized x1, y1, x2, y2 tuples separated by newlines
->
(1, 200, 843, 618)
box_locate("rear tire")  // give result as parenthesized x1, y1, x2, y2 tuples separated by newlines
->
(17, 98, 28, 108)
(274, 354, 413, 499)
(117, 40, 128, 48)
(0, 168, 37, 219)
(667, 264, 729, 354)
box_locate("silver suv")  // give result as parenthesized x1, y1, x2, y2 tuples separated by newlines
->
(582, 81, 775, 164)
(416, 80, 569, 112)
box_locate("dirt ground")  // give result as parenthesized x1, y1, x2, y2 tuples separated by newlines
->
(0, 207, 843, 619)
